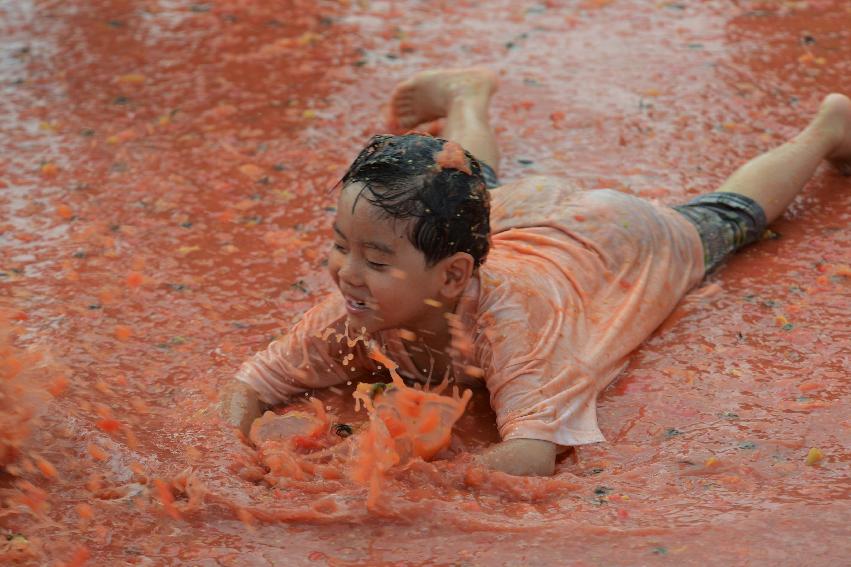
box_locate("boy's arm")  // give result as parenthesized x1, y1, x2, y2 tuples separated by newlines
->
(219, 380, 268, 436)
(477, 438, 557, 476)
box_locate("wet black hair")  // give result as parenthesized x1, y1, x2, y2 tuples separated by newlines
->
(336, 133, 491, 268)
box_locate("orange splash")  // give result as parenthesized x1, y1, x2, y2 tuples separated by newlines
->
(153, 478, 181, 520)
(239, 347, 471, 512)
(351, 347, 471, 508)
(0, 314, 46, 469)
(248, 398, 346, 485)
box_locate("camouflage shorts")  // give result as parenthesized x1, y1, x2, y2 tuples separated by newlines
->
(673, 192, 768, 273)
(480, 162, 500, 189)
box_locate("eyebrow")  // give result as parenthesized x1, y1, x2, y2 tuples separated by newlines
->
(333, 223, 395, 255)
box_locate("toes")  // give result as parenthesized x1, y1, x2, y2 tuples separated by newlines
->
(389, 91, 414, 110)
(386, 109, 402, 131)
(387, 106, 414, 132)
(391, 83, 415, 102)
(389, 89, 419, 131)
(388, 110, 411, 131)
(395, 105, 415, 120)
(392, 97, 415, 117)
(396, 115, 417, 130)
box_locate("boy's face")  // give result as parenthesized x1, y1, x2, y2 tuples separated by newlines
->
(328, 183, 449, 336)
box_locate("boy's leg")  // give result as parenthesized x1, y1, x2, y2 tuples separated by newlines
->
(389, 67, 501, 177)
(676, 94, 851, 271)
(716, 93, 851, 223)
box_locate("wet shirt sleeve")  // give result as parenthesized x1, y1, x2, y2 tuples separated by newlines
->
(235, 294, 370, 404)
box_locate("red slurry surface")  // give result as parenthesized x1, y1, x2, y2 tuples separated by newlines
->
(1, 0, 849, 565)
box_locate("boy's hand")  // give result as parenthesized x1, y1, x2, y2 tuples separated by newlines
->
(218, 381, 264, 436)
(477, 438, 557, 476)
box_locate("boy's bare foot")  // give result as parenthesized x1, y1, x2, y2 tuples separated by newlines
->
(388, 67, 498, 131)
(819, 93, 851, 174)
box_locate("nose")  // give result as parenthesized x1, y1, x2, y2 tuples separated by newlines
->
(335, 253, 364, 288)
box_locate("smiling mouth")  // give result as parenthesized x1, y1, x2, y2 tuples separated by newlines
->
(345, 296, 370, 313)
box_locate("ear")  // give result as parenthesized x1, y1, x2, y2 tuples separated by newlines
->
(438, 252, 475, 300)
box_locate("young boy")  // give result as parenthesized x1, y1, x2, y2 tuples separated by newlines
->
(220, 67, 851, 476)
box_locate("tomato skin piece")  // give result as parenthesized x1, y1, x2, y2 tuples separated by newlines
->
(56, 203, 73, 219)
(114, 325, 133, 341)
(87, 444, 108, 462)
(126, 271, 144, 287)
(805, 448, 823, 466)
(48, 375, 69, 397)
(435, 141, 473, 175)
(35, 456, 59, 480)
(96, 418, 121, 433)
(76, 503, 94, 520)
(64, 546, 91, 567)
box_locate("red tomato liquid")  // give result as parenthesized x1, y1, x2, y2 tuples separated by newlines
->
(1, 1, 849, 565)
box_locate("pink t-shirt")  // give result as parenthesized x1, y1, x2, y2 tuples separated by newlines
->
(236, 176, 705, 446)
